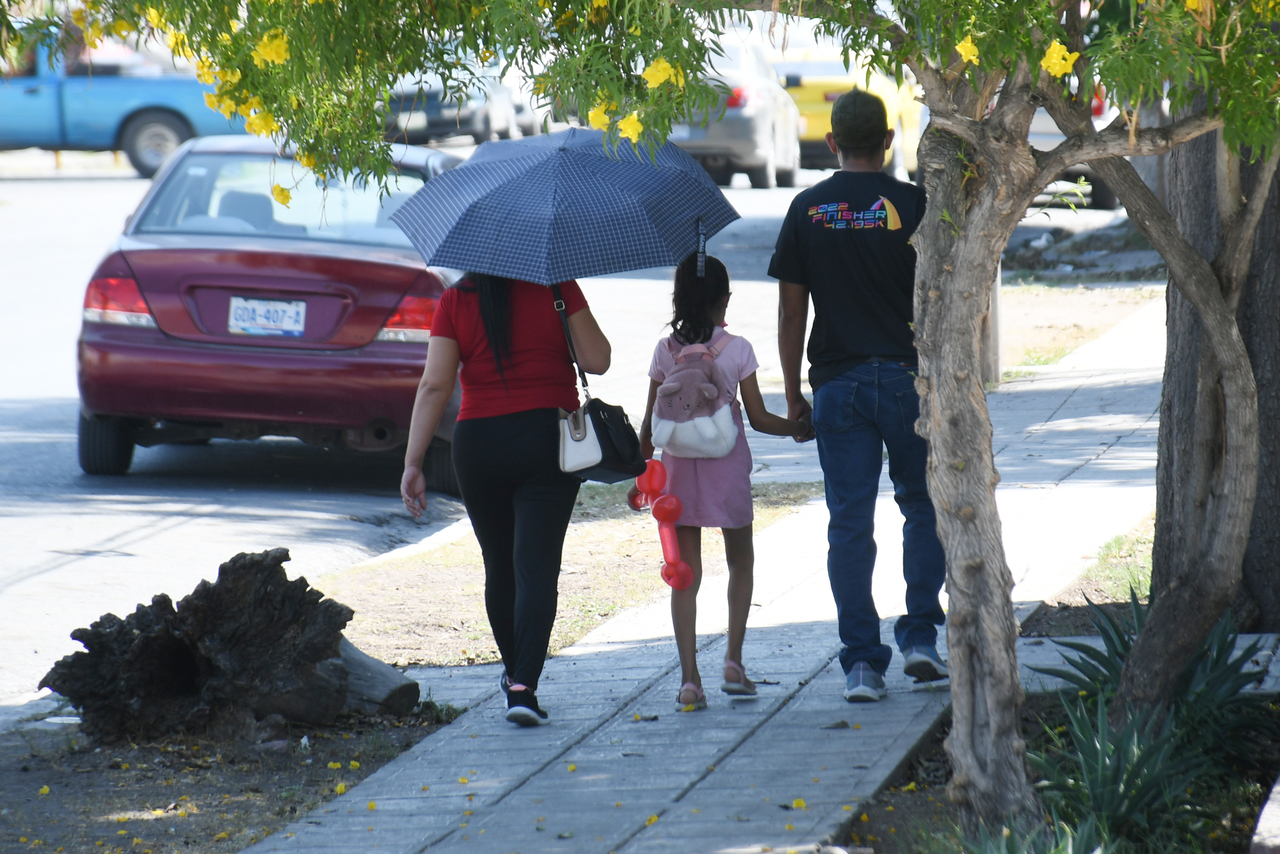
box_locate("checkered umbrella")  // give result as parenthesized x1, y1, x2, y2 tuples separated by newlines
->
(389, 128, 740, 285)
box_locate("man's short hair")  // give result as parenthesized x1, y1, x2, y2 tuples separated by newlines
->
(831, 89, 888, 160)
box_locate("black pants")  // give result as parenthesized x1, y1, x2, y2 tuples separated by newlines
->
(452, 408, 580, 691)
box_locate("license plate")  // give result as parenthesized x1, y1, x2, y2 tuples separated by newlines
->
(228, 297, 306, 337)
(668, 124, 706, 142)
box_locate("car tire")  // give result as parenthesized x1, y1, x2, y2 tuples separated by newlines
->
(747, 160, 776, 189)
(704, 163, 734, 186)
(422, 438, 461, 497)
(776, 165, 797, 188)
(1090, 177, 1120, 210)
(121, 110, 192, 179)
(78, 413, 136, 475)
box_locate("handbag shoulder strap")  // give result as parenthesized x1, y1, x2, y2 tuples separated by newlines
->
(551, 283, 591, 396)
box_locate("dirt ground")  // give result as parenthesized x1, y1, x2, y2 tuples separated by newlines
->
(998, 284, 1162, 370)
(1, 284, 1165, 853)
(0, 705, 455, 854)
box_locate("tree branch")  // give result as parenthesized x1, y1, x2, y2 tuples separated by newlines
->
(1034, 112, 1223, 180)
(1216, 143, 1280, 302)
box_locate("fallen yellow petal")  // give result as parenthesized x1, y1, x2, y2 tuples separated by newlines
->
(349, 761, 360, 770)
(368, 801, 376, 811)
(38, 785, 50, 795)
(213, 832, 228, 840)
(792, 798, 807, 810)
(459, 777, 469, 784)
(567, 764, 577, 772)
(645, 815, 659, 826)
(327, 762, 342, 770)
(335, 783, 347, 795)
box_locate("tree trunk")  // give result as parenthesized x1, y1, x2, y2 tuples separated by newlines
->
(1233, 159, 1280, 630)
(40, 548, 358, 741)
(1160, 143, 1280, 632)
(913, 125, 1041, 833)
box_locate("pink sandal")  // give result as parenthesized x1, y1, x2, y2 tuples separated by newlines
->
(676, 682, 707, 711)
(721, 660, 757, 696)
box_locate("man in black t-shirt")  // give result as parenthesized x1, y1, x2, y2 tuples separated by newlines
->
(768, 89, 947, 703)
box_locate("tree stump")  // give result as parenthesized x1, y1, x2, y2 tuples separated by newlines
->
(40, 548, 361, 741)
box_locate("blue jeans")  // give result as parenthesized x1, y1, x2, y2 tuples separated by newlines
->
(812, 359, 946, 676)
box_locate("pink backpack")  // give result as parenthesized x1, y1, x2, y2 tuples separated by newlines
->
(650, 328, 738, 459)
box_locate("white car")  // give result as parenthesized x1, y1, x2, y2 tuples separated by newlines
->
(669, 39, 802, 189)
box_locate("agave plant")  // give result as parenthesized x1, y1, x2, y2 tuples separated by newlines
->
(1029, 696, 1207, 846)
(1027, 591, 1146, 701)
(960, 815, 1122, 854)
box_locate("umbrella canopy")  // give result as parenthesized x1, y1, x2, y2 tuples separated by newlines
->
(390, 128, 740, 285)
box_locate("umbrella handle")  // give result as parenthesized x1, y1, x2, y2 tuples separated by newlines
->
(696, 217, 706, 278)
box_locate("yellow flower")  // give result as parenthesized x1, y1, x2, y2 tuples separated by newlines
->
(167, 30, 193, 60)
(71, 7, 88, 29)
(629, 24, 640, 35)
(349, 761, 360, 770)
(110, 19, 134, 37)
(251, 29, 290, 67)
(237, 95, 264, 117)
(247, 107, 281, 133)
(588, 102, 612, 130)
(956, 35, 980, 65)
(1185, 0, 1200, 8)
(144, 7, 165, 29)
(1040, 40, 1080, 78)
(334, 781, 346, 794)
(593, 0, 608, 6)
(641, 57, 676, 88)
(617, 112, 643, 143)
(478, 49, 495, 64)
(195, 58, 215, 85)
(554, 8, 576, 29)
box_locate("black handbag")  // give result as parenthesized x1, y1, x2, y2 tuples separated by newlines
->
(552, 285, 647, 484)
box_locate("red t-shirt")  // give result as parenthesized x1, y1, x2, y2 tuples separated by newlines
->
(431, 278, 588, 420)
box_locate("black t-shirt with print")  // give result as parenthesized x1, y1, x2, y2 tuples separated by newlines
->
(767, 170, 927, 391)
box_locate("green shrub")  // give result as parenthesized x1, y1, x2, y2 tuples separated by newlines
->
(1029, 696, 1206, 846)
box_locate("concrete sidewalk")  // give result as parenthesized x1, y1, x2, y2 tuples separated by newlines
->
(239, 293, 1168, 853)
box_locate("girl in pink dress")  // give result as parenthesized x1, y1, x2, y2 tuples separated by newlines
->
(635, 255, 811, 710)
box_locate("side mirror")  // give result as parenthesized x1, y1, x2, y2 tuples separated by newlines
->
(784, 74, 802, 89)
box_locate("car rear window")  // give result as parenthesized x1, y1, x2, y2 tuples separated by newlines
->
(134, 153, 426, 248)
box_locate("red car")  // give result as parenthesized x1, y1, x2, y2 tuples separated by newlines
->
(77, 136, 463, 492)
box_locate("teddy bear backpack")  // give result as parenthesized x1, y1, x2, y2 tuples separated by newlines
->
(650, 328, 738, 459)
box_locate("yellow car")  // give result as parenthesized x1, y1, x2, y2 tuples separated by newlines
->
(769, 50, 925, 178)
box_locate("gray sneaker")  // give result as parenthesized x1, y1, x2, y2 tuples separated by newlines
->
(903, 646, 949, 682)
(843, 662, 887, 703)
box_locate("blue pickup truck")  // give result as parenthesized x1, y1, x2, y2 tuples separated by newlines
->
(0, 39, 244, 177)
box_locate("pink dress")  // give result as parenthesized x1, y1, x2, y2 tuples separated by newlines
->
(648, 332, 759, 529)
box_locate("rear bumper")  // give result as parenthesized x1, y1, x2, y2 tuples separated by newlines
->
(78, 322, 454, 445)
(671, 111, 772, 169)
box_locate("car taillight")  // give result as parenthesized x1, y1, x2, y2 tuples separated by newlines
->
(725, 87, 757, 108)
(375, 294, 436, 343)
(83, 278, 157, 327)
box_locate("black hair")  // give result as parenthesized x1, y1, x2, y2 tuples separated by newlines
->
(458, 272, 512, 377)
(831, 88, 889, 161)
(671, 254, 730, 345)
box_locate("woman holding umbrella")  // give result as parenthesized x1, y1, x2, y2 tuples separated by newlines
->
(392, 128, 740, 726)
(400, 271, 611, 727)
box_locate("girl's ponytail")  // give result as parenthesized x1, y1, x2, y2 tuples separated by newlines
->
(671, 254, 729, 345)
